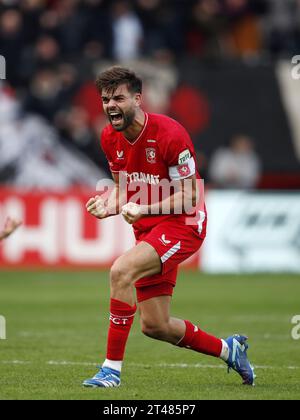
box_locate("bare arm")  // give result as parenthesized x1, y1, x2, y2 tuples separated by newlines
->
(144, 174, 198, 216)
(122, 174, 198, 225)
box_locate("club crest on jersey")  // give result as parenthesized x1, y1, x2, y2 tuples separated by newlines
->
(146, 147, 156, 164)
(177, 163, 191, 177)
(117, 150, 124, 159)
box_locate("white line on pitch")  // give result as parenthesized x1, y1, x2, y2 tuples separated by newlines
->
(0, 360, 299, 370)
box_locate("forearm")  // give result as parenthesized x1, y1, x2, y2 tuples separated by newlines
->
(141, 190, 196, 216)
(105, 185, 127, 216)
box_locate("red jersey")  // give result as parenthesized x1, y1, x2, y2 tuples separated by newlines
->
(101, 113, 206, 235)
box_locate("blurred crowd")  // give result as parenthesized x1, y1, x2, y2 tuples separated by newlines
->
(0, 0, 298, 189)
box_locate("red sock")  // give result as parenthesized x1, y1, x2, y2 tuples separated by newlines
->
(106, 298, 136, 361)
(177, 320, 222, 358)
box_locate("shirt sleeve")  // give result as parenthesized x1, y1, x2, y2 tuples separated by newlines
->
(101, 132, 120, 173)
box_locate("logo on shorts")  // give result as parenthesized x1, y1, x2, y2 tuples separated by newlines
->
(159, 234, 171, 246)
(146, 148, 156, 164)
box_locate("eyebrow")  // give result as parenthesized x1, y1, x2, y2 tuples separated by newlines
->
(101, 94, 126, 100)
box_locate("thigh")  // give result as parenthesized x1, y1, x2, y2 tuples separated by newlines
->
(138, 220, 204, 276)
(116, 240, 162, 281)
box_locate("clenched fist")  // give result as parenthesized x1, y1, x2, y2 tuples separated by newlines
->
(121, 202, 143, 225)
(86, 195, 109, 219)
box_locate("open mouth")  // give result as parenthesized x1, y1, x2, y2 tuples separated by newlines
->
(109, 112, 123, 124)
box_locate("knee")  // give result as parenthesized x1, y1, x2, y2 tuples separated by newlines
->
(110, 257, 135, 289)
(140, 319, 169, 340)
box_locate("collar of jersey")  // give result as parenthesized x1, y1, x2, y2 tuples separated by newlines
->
(121, 112, 148, 145)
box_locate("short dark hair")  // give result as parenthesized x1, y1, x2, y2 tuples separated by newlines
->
(95, 66, 142, 95)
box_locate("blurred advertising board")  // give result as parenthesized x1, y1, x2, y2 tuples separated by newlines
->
(0, 188, 199, 269)
(2, 188, 298, 272)
(202, 191, 300, 273)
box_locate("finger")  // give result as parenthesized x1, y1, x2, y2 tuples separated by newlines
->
(88, 200, 98, 208)
(86, 198, 96, 208)
(122, 213, 130, 223)
(90, 209, 98, 217)
(90, 208, 102, 218)
(121, 204, 130, 213)
(87, 203, 97, 212)
(122, 203, 140, 217)
(87, 197, 97, 205)
(126, 210, 136, 218)
(126, 209, 140, 219)
(90, 202, 107, 217)
(123, 212, 135, 224)
(95, 195, 107, 206)
(95, 199, 105, 209)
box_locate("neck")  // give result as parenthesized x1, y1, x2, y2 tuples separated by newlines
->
(123, 109, 146, 142)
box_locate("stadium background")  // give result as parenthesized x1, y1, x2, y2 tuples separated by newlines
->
(0, 0, 300, 401)
(1, 0, 300, 272)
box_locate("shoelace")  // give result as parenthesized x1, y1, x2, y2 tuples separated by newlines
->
(93, 366, 120, 380)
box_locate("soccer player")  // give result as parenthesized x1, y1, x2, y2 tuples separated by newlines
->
(0, 217, 21, 241)
(83, 67, 255, 388)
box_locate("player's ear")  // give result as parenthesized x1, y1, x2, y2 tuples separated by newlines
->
(134, 93, 142, 107)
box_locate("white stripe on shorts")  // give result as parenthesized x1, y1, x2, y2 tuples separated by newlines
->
(161, 241, 181, 264)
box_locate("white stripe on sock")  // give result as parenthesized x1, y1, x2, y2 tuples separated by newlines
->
(103, 359, 122, 372)
(220, 339, 229, 361)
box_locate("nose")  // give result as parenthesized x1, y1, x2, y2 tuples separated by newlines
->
(107, 98, 117, 108)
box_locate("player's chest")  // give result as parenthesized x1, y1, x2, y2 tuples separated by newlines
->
(113, 139, 167, 174)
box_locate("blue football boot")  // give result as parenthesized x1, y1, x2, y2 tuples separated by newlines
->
(224, 334, 256, 386)
(82, 366, 121, 388)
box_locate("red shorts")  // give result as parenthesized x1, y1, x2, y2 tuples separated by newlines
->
(134, 218, 205, 302)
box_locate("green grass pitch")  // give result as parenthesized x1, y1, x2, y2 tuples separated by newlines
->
(0, 271, 299, 400)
